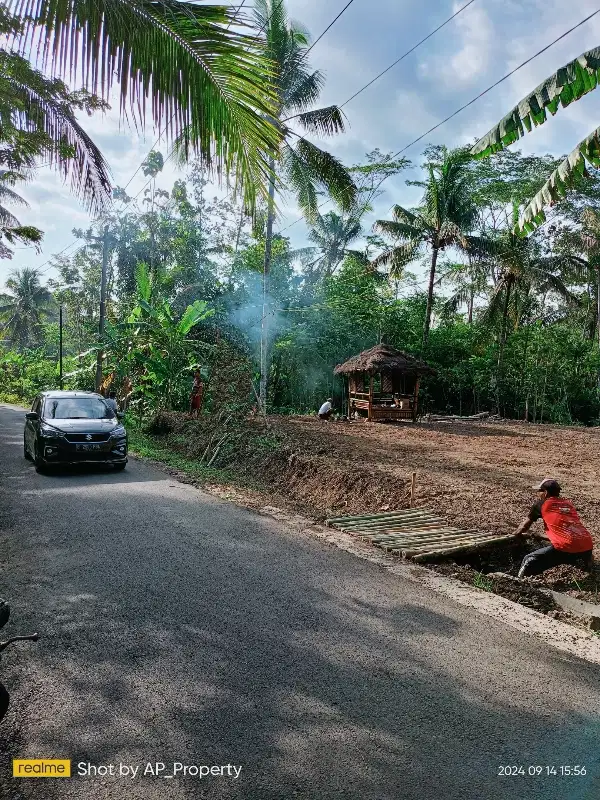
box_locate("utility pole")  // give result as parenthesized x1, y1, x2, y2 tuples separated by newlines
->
(95, 224, 109, 393)
(59, 304, 63, 390)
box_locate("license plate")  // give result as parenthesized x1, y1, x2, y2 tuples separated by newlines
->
(76, 443, 101, 451)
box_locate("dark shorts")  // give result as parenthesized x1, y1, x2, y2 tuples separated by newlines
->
(518, 545, 593, 577)
(319, 411, 332, 420)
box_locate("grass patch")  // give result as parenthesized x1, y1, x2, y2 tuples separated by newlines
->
(473, 572, 494, 592)
(0, 393, 27, 406)
(127, 426, 262, 490)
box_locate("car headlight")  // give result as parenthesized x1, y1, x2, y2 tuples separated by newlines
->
(111, 426, 127, 438)
(40, 425, 65, 438)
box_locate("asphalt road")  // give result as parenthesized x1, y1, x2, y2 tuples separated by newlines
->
(0, 403, 599, 800)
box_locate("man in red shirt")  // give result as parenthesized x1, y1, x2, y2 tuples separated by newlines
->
(514, 479, 594, 577)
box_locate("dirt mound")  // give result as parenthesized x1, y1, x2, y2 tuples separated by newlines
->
(432, 563, 556, 613)
(263, 452, 407, 518)
(142, 412, 409, 519)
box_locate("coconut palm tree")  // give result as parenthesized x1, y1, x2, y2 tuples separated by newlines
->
(373, 147, 481, 350)
(11, 0, 281, 211)
(253, 0, 356, 410)
(471, 44, 600, 233)
(481, 209, 579, 367)
(305, 210, 362, 282)
(437, 256, 490, 324)
(0, 267, 53, 348)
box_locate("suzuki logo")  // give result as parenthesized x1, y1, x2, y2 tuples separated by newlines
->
(85, 434, 92, 441)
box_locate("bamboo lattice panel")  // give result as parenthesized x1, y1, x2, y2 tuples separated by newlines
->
(325, 508, 513, 561)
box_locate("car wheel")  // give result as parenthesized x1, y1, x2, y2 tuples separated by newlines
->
(24, 438, 31, 460)
(113, 463, 126, 471)
(33, 444, 45, 473)
(0, 683, 9, 724)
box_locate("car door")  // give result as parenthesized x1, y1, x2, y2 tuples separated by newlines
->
(25, 396, 41, 452)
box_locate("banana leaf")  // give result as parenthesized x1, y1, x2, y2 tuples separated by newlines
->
(472, 46, 600, 157)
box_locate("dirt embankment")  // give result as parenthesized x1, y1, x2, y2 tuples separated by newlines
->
(143, 412, 600, 610)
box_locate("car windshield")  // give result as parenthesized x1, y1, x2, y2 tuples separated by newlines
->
(44, 397, 115, 420)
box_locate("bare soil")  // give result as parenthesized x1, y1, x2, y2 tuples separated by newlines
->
(267, 416, 600, 608)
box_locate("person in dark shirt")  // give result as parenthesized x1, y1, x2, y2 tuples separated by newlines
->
(514, 479, 594, 578)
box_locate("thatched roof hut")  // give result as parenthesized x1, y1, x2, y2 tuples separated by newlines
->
(334, 343, 434, 376)
(334, 343, 434, 422)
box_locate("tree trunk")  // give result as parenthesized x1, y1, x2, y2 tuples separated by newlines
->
(422, 245, 439, 351)
(496, 276, 513, 413)
(595, 267, 600, 346)
(259, 158, 277, 414)
(468, 284, 474, 324)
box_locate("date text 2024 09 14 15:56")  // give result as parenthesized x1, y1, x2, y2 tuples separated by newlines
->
(498, 766, 587, 777)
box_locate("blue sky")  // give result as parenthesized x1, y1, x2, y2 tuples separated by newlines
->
(5, 0, 600, 286)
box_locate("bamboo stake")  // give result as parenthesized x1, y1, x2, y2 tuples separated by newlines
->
(393, 534, 491, 554)
(333, 513, 442, 529)
(377, 533, 484, 550)
(410, 471, 417, 508)
(367, 528, 469, 541)
(369, 530, 485, 545)
(327, 509, 434, 524)
(410, 535, 517, 561)
(341, 518, 445, 533)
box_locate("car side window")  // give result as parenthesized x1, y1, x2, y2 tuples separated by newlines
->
(31, 398, 41, 415)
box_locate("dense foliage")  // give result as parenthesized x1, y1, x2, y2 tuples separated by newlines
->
(4, 1, 600, 427)
(4, 141, 600, 426)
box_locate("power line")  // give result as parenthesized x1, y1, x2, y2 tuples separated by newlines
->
(305, 0, 358, 56)
(341, 0, 478, 108)
(388, 6, 600, 162)
(279, 6, 600, 235)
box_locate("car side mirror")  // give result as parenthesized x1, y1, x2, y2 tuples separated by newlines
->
(116, 412, 124, 420)
(25, 412, 38, 421)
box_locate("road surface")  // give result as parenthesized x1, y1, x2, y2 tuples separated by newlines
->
(0, 403, 599, 800)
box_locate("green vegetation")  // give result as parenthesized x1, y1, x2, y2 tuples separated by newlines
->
(4, 1, 600, 433)
(473, 573, 494, 593)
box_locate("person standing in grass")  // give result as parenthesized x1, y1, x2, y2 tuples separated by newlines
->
(514, 479, 594, 577)
(190, 370, 204, 417)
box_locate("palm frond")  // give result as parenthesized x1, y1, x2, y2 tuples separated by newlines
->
(288, 137, 356, 215)
(370, 240, 421, 276)
(471, 46, 600, 158)
(291, 105, 346, 137)
(15, 0, 281, 211)
(284, 70, 323, 112)
(282, 143, 318, 221)
(0, 50, 111, 212)
(374, 219, 423, 242)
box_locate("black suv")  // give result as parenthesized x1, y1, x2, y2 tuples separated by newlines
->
(24, 391, 128, 471)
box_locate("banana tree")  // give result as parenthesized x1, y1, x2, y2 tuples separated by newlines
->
(105, 263, 214, 410)
(471, 46, 600, 233)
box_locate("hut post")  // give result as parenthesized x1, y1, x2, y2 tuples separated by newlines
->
(412, 376, 421, 422)
(368, 373, 373, 420)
